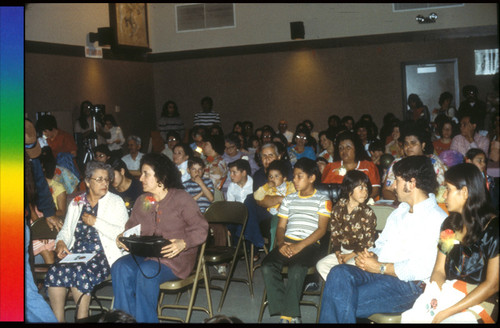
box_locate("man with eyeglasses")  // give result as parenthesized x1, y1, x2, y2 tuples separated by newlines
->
(94, 144, 112, 164)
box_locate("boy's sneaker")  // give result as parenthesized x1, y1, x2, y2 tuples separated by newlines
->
(291, 317, 302, 324)
(279, 316, 291, 323)
(304, 281, 319, 292)
(217, 265, 227, 275)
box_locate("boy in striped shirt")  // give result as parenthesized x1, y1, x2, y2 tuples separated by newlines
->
(262, 158, 332, 324)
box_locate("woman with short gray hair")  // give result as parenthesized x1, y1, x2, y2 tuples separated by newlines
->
(45, 161, 129, 322)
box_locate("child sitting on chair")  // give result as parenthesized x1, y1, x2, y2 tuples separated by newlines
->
(183, 157, 214, 214)
(226, 159, 253, 203)
(183, 157, 227, 268)
(261, 158, 332, 324)
(253, 159, 296, 249)
(316, 170, 377, 281)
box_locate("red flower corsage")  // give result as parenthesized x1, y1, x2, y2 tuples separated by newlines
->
(73, 195, 85, 205)
(144, 195, 156, 210)
(439, 229, 459, 254)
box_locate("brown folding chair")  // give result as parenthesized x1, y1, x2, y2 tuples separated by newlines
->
(157, 242, 212, 323)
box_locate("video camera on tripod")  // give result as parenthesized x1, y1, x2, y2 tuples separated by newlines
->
(82, 103, 106, 164)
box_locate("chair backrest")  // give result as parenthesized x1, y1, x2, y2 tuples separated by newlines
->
(204, 201, 248, 226)
(317, 183, 342, 206)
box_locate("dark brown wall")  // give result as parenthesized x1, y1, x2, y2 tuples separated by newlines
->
(25, 34, 498, 149)
(152, 35, 499, 134)
(25, 53, 155, 150)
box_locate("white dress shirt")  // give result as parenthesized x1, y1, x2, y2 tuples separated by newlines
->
(121, 152, 144, 171)
(226, 176, 254, 203)
(370, 193, 447, 282)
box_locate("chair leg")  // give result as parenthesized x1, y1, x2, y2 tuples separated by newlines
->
(250, 244, 254, 281)
(316, 281, 325, 323)
(242, 240, 254, 298)
(202, 262, 213, 318)
(175, 291, 182, 305)
(157, 291, 165, 317)
(258, 288, 267, 323)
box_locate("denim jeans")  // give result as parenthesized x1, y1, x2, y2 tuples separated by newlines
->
(319, 264, 423, 323)
(111, 255, 177, 323)
(228, 194, 271, 248)
(24, 222, 58, 322)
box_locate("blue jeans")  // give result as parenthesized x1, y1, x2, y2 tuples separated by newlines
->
(228, 194, 271, 248)
(111, 255, 177, 323)
(319, 264, 423, 323)
(24, 222, 58, 322)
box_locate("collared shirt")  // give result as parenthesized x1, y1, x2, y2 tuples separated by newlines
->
(370, 194, 447, 282)
(121, 152, 144, 171)
(330, 198, 377, 253)
(177, 160, 190, 183)
(227, 176, 254, 203)
(322, 160, 380, 188)
(450, 133, 490, 157)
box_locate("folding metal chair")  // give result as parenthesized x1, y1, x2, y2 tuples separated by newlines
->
(203, 201, 253, 312)
(157, 242, 212, 323)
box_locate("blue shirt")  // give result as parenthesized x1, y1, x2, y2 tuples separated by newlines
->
(183, 177, 214, 213)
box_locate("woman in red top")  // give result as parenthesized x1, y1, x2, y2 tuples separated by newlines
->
(321, 131, 380, 199)
(433, 116, 455, 156)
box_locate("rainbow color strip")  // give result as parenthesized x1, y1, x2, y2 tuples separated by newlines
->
(0, 7, 24, 322)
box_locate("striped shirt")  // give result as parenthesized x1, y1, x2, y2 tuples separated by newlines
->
(193, 111, 221, 126)
(158, 116, 185, 141)
(278, 190, 332, 241)
(183, 177, 214, 213)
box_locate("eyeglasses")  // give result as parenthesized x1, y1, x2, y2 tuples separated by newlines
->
(296, 135, 307, 140)
(90, 177, 110, 184)
(168, 138, 177, 142)
(95, 153, 106, 158)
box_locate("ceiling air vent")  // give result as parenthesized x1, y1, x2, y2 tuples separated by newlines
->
(176, 3, 235, 32)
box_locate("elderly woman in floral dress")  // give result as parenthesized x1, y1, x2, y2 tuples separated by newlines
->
(45, 161, 128, 322)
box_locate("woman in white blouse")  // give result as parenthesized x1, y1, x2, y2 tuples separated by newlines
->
(104, 114, 125, 158)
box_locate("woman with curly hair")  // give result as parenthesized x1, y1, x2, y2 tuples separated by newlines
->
(113, 153, 208, 323)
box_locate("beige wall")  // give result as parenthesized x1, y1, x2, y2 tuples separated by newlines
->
(26, 3, 497, 53)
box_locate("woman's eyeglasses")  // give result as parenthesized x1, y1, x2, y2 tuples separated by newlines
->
(90, 177, 110, 183)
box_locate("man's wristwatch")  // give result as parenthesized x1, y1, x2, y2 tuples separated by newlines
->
(379, 264, 386, 275)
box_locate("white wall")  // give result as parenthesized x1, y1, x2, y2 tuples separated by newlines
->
(26, 3, 498, 53)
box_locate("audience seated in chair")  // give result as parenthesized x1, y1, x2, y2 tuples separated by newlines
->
(319, 156, 447, 323)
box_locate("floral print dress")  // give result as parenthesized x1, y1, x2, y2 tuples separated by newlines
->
(45, 197, 110, 294)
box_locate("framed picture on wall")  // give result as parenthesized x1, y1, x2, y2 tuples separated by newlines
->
(109, 3, 151, 51)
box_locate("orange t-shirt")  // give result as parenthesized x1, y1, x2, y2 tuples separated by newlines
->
(321, 160, 380, 188)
